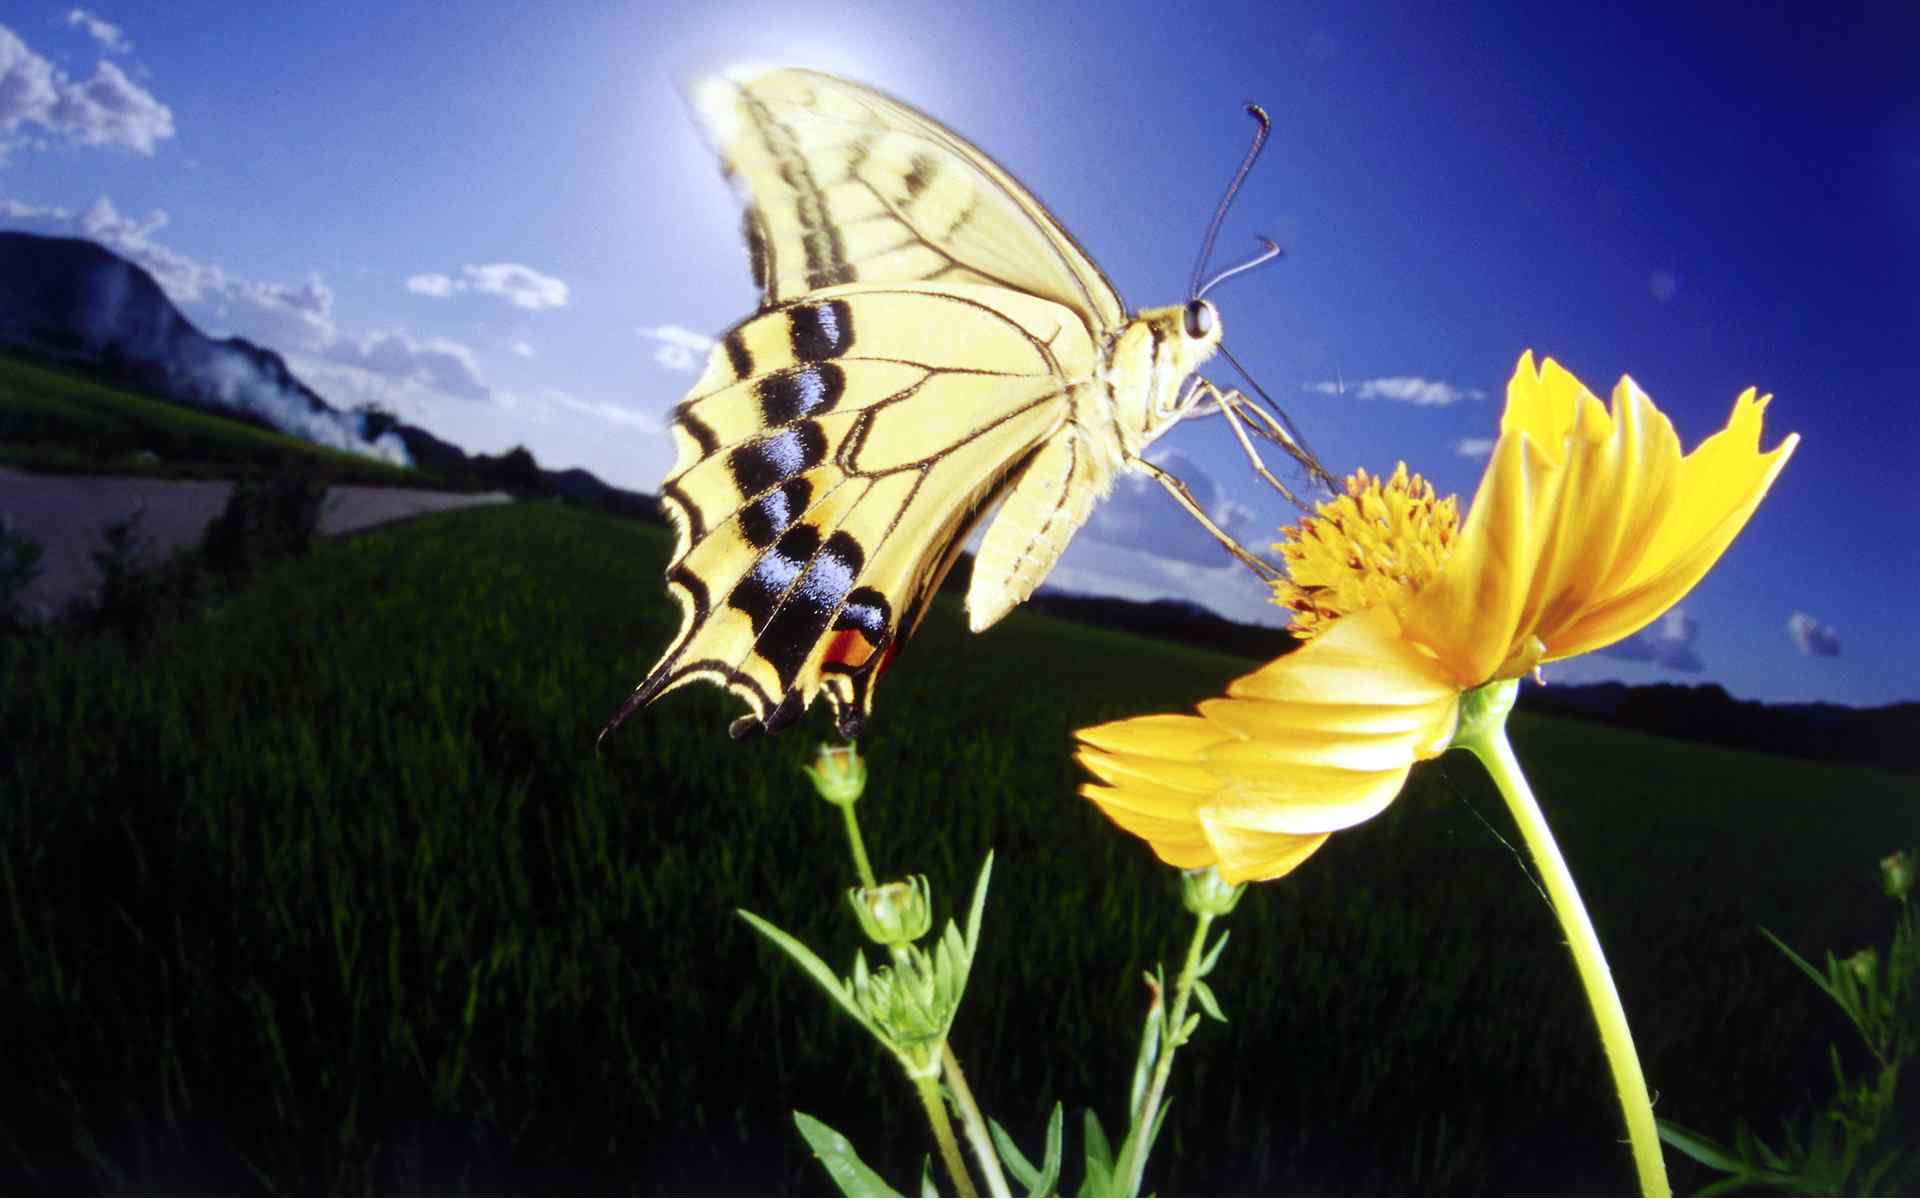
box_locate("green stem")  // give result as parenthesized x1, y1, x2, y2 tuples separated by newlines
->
(1461, 723, 1670, 1197)
(1115, 910, 1215, 1197)
(913, 1072, 978, 1197)
(942, 1046, 1012, 1198)
(837, 799, 877, 890)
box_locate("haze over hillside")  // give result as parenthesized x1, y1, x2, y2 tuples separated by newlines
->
(0, 232, 406, 463)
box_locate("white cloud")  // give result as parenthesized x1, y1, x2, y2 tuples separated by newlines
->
(1303, 375, 1486, 407)
(510, 339, 534, 357)
(1787, 611, 1841, 657)
(0, 23, 171, 156)
(65, 10, 130, 55)
(465, 262, 566, 309)
(637, 323, 714, 372)
(0, 197, 72, 220)
(406, 262, 569, 310)
(405, 272, 456, 297)
(1453, 436, 1496, 460)
(321, 330, 490, 401)
(1595, 608, 1703, 672)
(540, 387, 661, 434)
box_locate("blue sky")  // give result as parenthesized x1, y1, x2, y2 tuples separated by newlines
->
(2, 1, 1914, 707)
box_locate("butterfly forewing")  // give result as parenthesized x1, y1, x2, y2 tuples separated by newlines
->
(694, 67, 1126, 331)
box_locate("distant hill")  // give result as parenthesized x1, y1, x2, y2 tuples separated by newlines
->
(1025, 587, 1301, 661)
(0, 231, 658, 520)
(0, 232, 403, 462)
(1018, 582, 1916, 773)
(1520, 679, 1919, 775)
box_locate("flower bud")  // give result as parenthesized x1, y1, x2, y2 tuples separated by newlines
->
(1182, 866, 1247, 917)
(850, 877, 933, 946)
(1845, 947, 1878, 987)
(1880, 850, 1914, 903)
(802, 741, 867, 808)
(851, 947, 951, 1074)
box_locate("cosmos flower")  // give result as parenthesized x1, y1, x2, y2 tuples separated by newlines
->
(1076, 352, 1798, 884)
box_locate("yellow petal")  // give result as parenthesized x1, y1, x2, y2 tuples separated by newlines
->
(1070, 605, 1462, 880)
(1546, 387, 1797, 660)
(1193, 761, 1415, 833)
(1075, 712, 1232, 760)
(1080, 784, 1220, 868)
(1519, 373, 1684, 642)
(1403, 356, 1798, 680)
(1191, 821, 1331, 884)
(1397, 357, 1569, 683)
(1227, 605, 1460, 711)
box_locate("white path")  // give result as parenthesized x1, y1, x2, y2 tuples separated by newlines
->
(0, 466, 512, 618)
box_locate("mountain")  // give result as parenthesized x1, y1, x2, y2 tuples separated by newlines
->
(0, 231, 405, 461)
(0, 231, 659, 520)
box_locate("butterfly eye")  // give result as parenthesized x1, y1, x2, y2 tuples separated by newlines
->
(1183, 299, 1216, 340)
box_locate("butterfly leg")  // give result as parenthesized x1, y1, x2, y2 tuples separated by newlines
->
(1187, 380, 1337, 509)
(1132, 457, 1283, 583)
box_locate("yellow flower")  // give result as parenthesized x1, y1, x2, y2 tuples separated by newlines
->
(1076, 353, 1798, 884)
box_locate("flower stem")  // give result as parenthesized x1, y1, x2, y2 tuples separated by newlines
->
(1115, 909, 1216, 1197)
(913, 1072, 978, 1197)
(838, 799, 877, 890)
(1461, 724, 1670, 1197)
(942, 1046, 1012, 1197)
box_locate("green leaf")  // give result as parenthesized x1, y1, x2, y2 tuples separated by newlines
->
(1658, 1118, 1747, 1172)
(964, 851, 995, 960)
(990, 1118, 1041, 1191)
(1763, 927, 1845, 1007)
(919, 1156, 938, 1199)
(739, 910, 882, 1042)
(1037, 1102, 1064, 1198)
(1079, 1108, 1114, 1197)
(1192, 979, 1227, 1024)
(1128, 970, 1164, 1117)
(1196, 928, 1231, 977)
(793, 1111, 903, 1197)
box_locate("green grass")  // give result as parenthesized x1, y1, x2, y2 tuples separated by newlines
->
(1, 503, 1912, 1194)
(0, 352, 434, 485)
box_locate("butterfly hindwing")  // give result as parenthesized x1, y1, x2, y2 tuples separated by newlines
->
(635, 283, 1095, 737)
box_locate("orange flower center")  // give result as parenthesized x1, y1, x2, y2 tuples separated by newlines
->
(1269, 464, 1459, 639)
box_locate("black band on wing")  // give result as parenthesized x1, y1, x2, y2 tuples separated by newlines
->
(757, 362, 844, 425)
(728, 422, 827, 498)
(788, 298, 854, 361)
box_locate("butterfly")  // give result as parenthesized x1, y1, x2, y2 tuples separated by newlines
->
(604, 66, 1331, 742)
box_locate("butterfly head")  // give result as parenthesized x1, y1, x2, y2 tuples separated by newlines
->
(1103, 299, 1225, 453)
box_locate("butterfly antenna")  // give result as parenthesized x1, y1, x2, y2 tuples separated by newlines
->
(1196, 236, 1283, 299)
(1188, 103, 1272, 300)
(1218, 342, 1338, 492)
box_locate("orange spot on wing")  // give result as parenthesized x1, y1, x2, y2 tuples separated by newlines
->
(824, 629, 899, 677)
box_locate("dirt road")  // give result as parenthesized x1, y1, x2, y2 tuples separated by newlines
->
(0, 466, 512, 618)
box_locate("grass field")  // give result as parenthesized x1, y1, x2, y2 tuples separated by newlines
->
(0, 353, 430, 486)
(2, 502, 1913, 1194)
